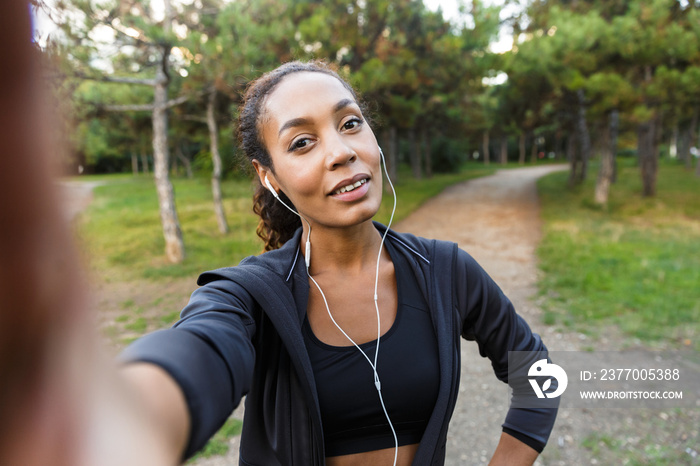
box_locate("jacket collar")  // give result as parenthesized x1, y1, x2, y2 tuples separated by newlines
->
(281, 221, 431, 283)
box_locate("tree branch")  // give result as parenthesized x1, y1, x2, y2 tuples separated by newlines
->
(104, 75, 159, 86)
(75, 72, 157, 86)
(99, 93, 199, 112)
(180, 115, 208, 123)
(164, 94, 192, 109)
(102, 103, 154, 112)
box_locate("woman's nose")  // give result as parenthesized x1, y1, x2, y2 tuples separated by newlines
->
(324, 137, 357, 170)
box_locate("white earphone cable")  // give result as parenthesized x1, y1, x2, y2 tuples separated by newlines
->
(266, 146, 398, 466)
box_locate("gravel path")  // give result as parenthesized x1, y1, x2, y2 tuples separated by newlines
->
(394, 165, 571, 465)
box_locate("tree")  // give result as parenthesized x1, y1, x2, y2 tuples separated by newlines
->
(44, 0, 192, 262)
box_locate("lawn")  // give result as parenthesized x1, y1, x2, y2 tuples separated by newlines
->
(537, 159, 700, 348)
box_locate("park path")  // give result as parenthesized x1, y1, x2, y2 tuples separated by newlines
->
(59, 180, 104, 221)
(394, 165, 573, 465)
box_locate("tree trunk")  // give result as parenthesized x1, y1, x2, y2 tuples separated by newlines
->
(175, 143, 193, 179)
(500, 137, 508, 164)
(576, 89, 591, 182)
(688, 105, 699, 170)
(567, 134, 579, 187)
(140, 147, 149, 174)
(638, 117, 658, 197)
(518, 132, 526, 164)
(152, 1, 185, 263)
(482, 130, 490, 165)
(131, 152, 139, 175)
(380, 130, 391, 190)
(409, 128, 422, 179)
(610, 109, 619, 183)
(207, 90, 228, 234)
(670, 123, 678, 159)
(554, 128, 563, 159)
(595, 111, 616, 205)
(422, 128, 432, 178)
(679, 124, 691, 168)
(383, 126, 398, 186)
(530, 132, 537, 163)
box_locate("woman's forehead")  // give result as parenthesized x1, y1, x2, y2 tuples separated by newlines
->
(263, 72, 357, 122)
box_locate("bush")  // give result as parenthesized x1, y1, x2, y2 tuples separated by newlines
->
(430, 137, 467, 173)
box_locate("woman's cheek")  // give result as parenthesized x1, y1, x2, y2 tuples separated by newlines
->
(284, 164, 321, 199)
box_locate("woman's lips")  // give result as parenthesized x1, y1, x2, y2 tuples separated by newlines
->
(331, 177, 367, 195)
(330, 178, 370, 201)
(329, 173, 371, 195)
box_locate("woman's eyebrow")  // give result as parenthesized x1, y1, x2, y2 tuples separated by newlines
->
(277, 99, 358, 137)
(333, 98, 355, 113)
(278, 117, 310, 137)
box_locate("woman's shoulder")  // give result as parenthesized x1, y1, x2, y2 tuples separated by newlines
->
(379, 223, 457, 265)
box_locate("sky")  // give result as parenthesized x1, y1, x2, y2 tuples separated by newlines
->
(34, 0, 524, 50)
(423, 0, 525, 53)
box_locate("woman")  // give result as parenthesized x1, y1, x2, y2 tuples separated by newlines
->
(121, 61, 558, 466)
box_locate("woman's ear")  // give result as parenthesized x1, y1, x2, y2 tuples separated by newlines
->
(252, 159, 277, 194)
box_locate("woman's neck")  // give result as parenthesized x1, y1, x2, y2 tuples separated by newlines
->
(302, 220, 384, 275)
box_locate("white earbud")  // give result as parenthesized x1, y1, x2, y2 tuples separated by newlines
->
(264, 175, 279, 199)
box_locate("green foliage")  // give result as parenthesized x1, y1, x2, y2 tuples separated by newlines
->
(537, 161, 700, 346)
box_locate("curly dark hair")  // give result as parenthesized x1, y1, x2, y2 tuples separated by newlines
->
(238, 61, 363, 251)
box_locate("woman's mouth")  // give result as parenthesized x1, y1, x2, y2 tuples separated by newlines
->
(331, 178, 368, 195)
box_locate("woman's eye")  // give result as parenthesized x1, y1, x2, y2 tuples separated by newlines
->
(289, 138, 309, 151)
(342, 118, 363, 131)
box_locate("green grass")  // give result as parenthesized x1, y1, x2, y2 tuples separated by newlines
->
(124, 316, 148, 333)
(579, 409, 699, 464)
(76, 165, 494, 281)
(185, 418, 242, 462)
(77, 174, 262, 280)
(537, 159, 700, 346)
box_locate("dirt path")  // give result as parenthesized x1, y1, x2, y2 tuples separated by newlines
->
(59, 180, 104, 221)
(395, 165, 573, 465)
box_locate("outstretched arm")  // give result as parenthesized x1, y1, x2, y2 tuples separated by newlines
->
(0, 3, 189, 465)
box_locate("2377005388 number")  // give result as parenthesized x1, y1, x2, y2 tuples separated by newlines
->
(599, 368, 680, 381)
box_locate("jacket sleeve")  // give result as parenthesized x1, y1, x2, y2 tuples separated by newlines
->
(119, 279, 257, 460)
(455, 248, 558, 453)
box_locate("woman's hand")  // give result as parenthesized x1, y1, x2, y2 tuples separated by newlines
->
(488, 432, 539, 466)
(0, 3, 187, 465)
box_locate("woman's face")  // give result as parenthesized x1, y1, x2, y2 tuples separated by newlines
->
(256, 72, 382, 231)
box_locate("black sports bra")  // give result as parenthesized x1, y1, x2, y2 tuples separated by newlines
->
(302, 240, 440, 457)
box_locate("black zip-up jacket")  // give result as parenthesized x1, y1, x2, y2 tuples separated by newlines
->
(121, 223, 558, 465)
